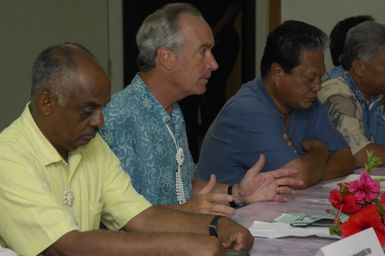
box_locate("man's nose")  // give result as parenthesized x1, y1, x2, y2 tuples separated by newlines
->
(90, 109, 104, 128)
(208, 51, 219, 71)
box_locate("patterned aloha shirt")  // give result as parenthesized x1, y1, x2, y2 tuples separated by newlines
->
(100, 73, 194, 205)
(319, 66, 385, 154)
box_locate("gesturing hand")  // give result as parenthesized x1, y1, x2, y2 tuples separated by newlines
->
(180, 175, 236, 217)
(234, 154, 304, 205)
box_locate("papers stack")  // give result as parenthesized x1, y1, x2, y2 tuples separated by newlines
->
(248, 213, 339, 239)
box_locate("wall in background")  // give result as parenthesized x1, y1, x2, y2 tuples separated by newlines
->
(0, 0, 123, 130)
(254, 0, 385, 76)
(255, 0, 269, 77)
(1, 0, 385, 130)
(281, 0, 385, 69)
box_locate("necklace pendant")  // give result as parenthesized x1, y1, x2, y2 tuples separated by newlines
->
(165, 123, 186, 204)
(175, 169, 186, 204)
(175, 147, 184, 166)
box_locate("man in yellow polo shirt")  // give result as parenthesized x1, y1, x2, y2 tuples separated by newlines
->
(0, 42, 253, 256)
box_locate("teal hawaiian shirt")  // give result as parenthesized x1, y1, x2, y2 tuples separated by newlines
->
(100, 73, 194, 205)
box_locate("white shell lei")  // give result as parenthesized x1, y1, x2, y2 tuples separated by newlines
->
(166, 123, 186, 204)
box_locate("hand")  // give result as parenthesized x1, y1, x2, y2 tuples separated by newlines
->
(234, 154, 304, 204)
(302, 139, 328, 155)
(181, 175, 235, 217)
(216, 217, 253, 252)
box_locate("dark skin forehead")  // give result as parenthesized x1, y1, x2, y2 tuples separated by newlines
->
(66, 52, 111, 107)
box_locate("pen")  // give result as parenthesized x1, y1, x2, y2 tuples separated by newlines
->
(290, 218, 334, 227)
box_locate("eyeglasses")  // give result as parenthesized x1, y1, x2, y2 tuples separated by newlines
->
(291, 72, 322, 91)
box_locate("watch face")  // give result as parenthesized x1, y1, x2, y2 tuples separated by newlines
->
(226, 250, 249, 256)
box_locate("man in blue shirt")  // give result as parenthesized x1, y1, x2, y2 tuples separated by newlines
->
(101, 3, 303, 215)
(197, 21, 354, 188)
(319, 21, 385, 168)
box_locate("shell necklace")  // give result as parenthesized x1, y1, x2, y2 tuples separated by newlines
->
(165, 123, 186, 204)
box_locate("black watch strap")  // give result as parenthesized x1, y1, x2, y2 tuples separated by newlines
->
(209, 215, 223, 237)
(227, 184, 239, 208)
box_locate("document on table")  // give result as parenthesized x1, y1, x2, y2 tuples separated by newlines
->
(248, 213, 339, 239)
(0, 248, 17, 256)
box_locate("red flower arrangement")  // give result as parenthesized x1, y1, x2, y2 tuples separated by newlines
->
(328, 151, 385, 246)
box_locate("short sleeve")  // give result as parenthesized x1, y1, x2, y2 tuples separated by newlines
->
(97, 137, 151, 231)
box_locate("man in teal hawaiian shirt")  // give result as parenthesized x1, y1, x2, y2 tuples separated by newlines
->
(100, 3, 303, 216)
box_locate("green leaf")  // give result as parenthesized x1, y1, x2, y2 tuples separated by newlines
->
(375, 200, 385, 216)
(375, 177, 385, 183)
(329, 223, 341, 236)
(339, 182, 349, 194)
(364, 150, 382, 173)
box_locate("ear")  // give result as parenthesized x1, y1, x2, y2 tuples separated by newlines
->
(351, 59, 365, 77)
(36, 90, 56, 116)
(271, 63, 285, 84)
(156, 47, 175, 70)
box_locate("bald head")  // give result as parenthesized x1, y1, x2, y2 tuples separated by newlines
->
(31, 42, 97, 106)
(29, 42, 110, 157)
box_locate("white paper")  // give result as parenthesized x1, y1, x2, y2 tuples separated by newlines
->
(317, 228, 385, 256)
(248, 221, 339, 239)
(0, 248, 17, 256)
(323, 174, 385, 189)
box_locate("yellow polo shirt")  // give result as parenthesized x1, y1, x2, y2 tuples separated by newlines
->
(0, 104, 151, 255)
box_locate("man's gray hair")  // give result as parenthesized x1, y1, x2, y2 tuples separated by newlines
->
(31, 42, 95, 105)
(341, 21, 385, 70)
(136, 2, 202, 72)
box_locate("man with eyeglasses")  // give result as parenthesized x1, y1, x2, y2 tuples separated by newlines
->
(319, 21, 385, 168)
(197, 20, 355, 190)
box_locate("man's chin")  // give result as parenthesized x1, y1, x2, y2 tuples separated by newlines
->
(292, 103, 312, 111)
(196, 83, 207, 95)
